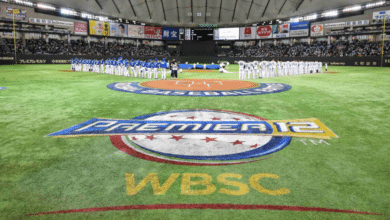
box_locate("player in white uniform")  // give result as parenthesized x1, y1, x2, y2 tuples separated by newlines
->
(253, 61, 259, 79)
(238, 61, 245, 80)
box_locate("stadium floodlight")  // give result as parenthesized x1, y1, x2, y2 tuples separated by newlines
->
(14, 0, 34, 7)
(304, 14, 318, 21)
(343, 5, 362, 12)
(37, 3, 56, 11)
(96, 16, 108, 21)
(60, 8, 78, 16)
(81, 12, 94, 19)
(290, 17, 303, 23)
(366, 1, 386, 8)
(322, 10, 338, 17)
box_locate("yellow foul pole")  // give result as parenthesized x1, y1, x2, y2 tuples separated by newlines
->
(12, 9, 17, 65)
(381, 16, 386, 67)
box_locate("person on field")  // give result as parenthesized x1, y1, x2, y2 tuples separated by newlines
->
(171, 59, 178, 79)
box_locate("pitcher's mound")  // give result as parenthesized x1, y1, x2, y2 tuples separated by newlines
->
(140, 79, 258, 91)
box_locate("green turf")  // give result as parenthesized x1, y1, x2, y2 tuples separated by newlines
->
(0, 64, 389, 219)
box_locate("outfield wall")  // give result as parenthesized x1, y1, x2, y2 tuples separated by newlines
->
(1, 55, 390, 67)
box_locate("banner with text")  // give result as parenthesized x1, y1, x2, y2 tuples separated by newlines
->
(272, 24, 290, 38)
(110, 23, 128, 37)
(127, 25, 144, 38)
(311, 24, 324, 36)
(240, 27, 257, 40)
(290, 21, 309, 37)
(144, 26, 162, 39)
(373, 10, 390, 20)
(6, 7, 26, 18)
(256, 26, 273, 39)
(74, 22, 88, 35)
(162, 27, 179, 40)
(89, 20, 110, 36)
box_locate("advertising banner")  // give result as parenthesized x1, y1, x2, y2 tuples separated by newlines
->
(256, 26, 273, 39)
(89, 20, 110, 36)
(128, 25, 144, 38)
(239, 27, 256, 40)
(29, 18, 52, 25)
(324, 22, 346, 28)
(373, 10, 390, 20)
(109, 23, 128, 37)
(290, 21, 309, 37)
(74, 22, 88, 35)
(345, 20, 370, 26)
(216, 28, 240, 40)
(52, 20, 73, 27)
(144, 26, 162, 39)
(272, 24, 290, 38)
(6, 7, 26, 18)
(162, 27, 179, 40)
(311, 24, 324, 36)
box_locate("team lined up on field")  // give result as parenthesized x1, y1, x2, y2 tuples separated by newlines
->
(237, 61, 327, 80)
(71, 57, 171, 80)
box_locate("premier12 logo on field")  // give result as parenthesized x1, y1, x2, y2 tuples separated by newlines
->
(46, 110, 338, 166)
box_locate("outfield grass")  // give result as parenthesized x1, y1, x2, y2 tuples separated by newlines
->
(0, 64, 389, 219)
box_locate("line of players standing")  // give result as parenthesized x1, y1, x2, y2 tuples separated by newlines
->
(71, 57, 170, 80)
(237, 60, 325, 80)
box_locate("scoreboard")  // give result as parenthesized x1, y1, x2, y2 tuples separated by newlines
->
(185, 28, 214, 41)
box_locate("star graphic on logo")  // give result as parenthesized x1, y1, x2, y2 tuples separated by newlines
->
(170, 135, 185, 141)
(187, 116, 196, 120)
(211, 117, 221, 120)
(132, 137, 137, 141)
(201, 137, 217, 143)
(146, 135, 156, 141)
(250, 144, 258, 148)
(231, 140, 245, 145)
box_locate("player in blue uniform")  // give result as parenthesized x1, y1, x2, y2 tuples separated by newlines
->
(146, 60, 152, 79)
(153, 58, 159, 79)
(129, 59, 136, 77)
(123, 59, 130, 77)
(141, 60, 147, 78)
(136, 60, 141, 78)
(160, 58, 168, 80)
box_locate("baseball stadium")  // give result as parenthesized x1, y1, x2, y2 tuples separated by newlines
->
(1, 0, 390, 219)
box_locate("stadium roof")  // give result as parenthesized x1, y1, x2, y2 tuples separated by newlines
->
(36, 0, 373, 26)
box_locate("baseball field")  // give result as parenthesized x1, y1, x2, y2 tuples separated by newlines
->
(0, 64, 389, 219)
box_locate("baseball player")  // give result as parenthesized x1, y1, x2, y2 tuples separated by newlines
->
(160, 58, 168, 80)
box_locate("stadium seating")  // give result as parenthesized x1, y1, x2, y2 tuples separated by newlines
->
(217, 41, 390, 57)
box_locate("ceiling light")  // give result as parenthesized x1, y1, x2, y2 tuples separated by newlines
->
(14, 0, 34, 7)
(322, 10, 338, 17)
(37, 3, 56, 11)
(343, 5, 362, 12)
(366, 1, 386, 8)
(81, 12, 94, 19)
(304, 14, 317, 21)
(60, 8, 78, 16)
(290, 17, 303, 22)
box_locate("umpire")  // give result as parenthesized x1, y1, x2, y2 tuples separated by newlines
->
(170, 59, 178, 79)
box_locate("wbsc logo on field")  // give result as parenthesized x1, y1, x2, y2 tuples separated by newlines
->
(107, 82, 292, 97)
(46, 110, 338, 166)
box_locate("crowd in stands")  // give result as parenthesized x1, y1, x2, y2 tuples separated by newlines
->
(217, 41, 390, 57)
(1, 38, 389, 57)
(0, 39, 179, 56)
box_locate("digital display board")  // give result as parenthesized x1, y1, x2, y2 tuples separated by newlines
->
(190, 28, 214, 41)
(215, 28, 240, 40)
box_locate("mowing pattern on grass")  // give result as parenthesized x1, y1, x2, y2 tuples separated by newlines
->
(1, 64, 389, 219)
(107, 82, 292, 97)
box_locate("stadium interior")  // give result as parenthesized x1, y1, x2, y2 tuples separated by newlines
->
(1, 0, 390, 219)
